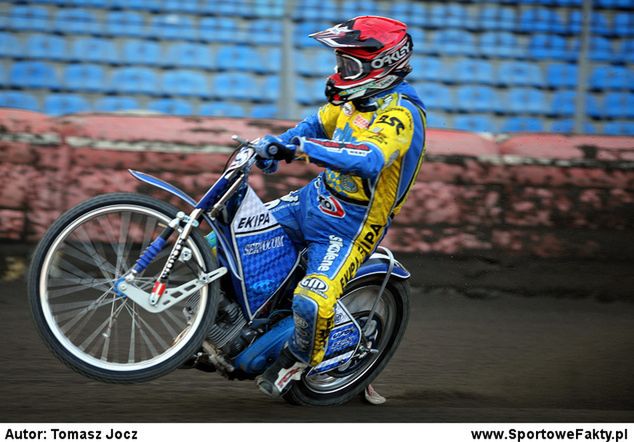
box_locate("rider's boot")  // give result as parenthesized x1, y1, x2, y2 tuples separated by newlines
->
(256, 347, 307, 398)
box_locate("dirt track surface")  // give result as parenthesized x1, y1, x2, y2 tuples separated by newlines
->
(1, 255, 633, 423)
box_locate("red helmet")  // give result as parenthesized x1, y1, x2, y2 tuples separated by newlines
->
(310, 16, 413, 105)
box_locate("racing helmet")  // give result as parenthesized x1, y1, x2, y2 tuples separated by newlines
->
(309, 16, 413, 105)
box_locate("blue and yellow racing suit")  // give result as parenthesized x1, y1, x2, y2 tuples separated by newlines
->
(267, 81, 426, 366)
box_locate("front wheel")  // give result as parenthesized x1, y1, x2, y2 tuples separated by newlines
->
(27, 193, 219, 383)
(283, 277, 410, 406)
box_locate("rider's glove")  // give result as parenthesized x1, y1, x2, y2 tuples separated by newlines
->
(254, 135, 296, 163)
(255, 158, 279, 174)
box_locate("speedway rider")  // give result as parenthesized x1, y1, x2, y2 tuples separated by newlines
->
(254, 16, 427, 398)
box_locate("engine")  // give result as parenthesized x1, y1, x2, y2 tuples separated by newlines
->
(205, 297, 256, 358)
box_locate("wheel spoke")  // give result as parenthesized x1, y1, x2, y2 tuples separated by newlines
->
(39, 201, 210, 372)
(114, 211, 132, 277)
(59, 290, 112, 333)
(73, 225, 117, 282)
(60, 242, 118, 275)
(79, 299, 127, 353)
(128, 303, 136, 363)
(54, 296, 118, 322)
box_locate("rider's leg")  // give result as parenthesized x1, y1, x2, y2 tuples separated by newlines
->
(257, 235, 370, 397)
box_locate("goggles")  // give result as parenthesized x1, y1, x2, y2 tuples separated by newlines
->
(335, 52, 369, 80)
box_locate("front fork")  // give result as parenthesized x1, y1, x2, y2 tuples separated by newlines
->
(123, 208, 203, 305)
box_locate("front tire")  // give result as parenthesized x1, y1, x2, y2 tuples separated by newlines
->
(27, 193, 219, 383)
(283, 277, 410, 406)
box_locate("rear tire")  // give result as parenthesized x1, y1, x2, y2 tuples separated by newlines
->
(28, 193, 219, 383)
(283, 277, 410, 406)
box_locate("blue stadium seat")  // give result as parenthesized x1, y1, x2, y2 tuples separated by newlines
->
(408, 3, 427, 27)
(199, 17, 243, 44)
(259, 76, 280, 102)
(603, 121, 634, 136)
(162, 70, 209, 97)
(109, 0, 163, 11)
(251, 104, 278, 119)
(409, 57, 444, 82)
(387, 2, 410, 24)
(122, 40, 162, 66)
(545, 63, 578, 88)
(163, 0, 199, 14)
(479, 7, 516, 31)
(296, 50, 335, 76)
(519, 8, 565, 33)
(0, 92, 39, 112)
(431, 30, 475, 55)
(501, 117, 544, 132)
(216, 46, 260, 71)
(110, 68, 159, 94)
(150, 15, 197, 40)
(206, 1, 254, 18)
(0, 33, 21, 57)
(617, 40, 634, 64)
(603, 93, 634, 118)
(105, 12, 146, 38)
(9, 62, 58, 89)
(165, 43, 213, 69)
(44, 94, 90, 116)
(506, 88, 547, 114)
(72, 38, 118, 63)
(24, 34, 66, 61)
(591, 12, 611, 36)
(147, 99, 193, 116)
(95, 97, 140, 113)
(455, 86, 498, 112)
(550, 90, 577, 116)
(295, 78, 323, 105)
(199, 102, 247, 118)
(294, 21, 331, 47)
(567, 10, 583, 34)
(528, 34, 577, 60)
(497, 61, 544, 86)
(340, 0, 380, 18)
(257, 48, 282, 74)
(589, 65, 632, 90)
(614, 13, 634, 37)
(453, 114, 495, 132)
(54, 9, 99, 34)
(253, 0, 284, 18)
(408, 27, 426, 52)
(589, 37, 616, 62)
(250, 20, 283, 45)
(63, 64, 106, 92)
(452, 59, 495, 84)
(480, 32, 522, 58)
(415, 83, 453, 111)
(551, 119, 595, 134)
(586, 95, 603, 118)
(7, 6, 49, 32)
(212, 74, 257, 100)
(429, 4, 473, 29)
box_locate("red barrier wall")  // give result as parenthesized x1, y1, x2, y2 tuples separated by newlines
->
(1, 109, 633, 259)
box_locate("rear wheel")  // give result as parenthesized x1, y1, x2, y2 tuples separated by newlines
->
(283, 277, 410, 406)
(28, 193, 218, 383)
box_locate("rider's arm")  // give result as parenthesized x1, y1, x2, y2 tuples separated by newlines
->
(279, 104, 340, 143)
(293, 106, 416, 179)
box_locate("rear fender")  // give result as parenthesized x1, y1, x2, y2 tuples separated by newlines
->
(348, 248, 410, 284)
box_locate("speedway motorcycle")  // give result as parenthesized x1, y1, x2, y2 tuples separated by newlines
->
(28, 137, 411, 406)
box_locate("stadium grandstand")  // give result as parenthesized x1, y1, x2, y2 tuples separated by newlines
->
(0, 0, 633, 134)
